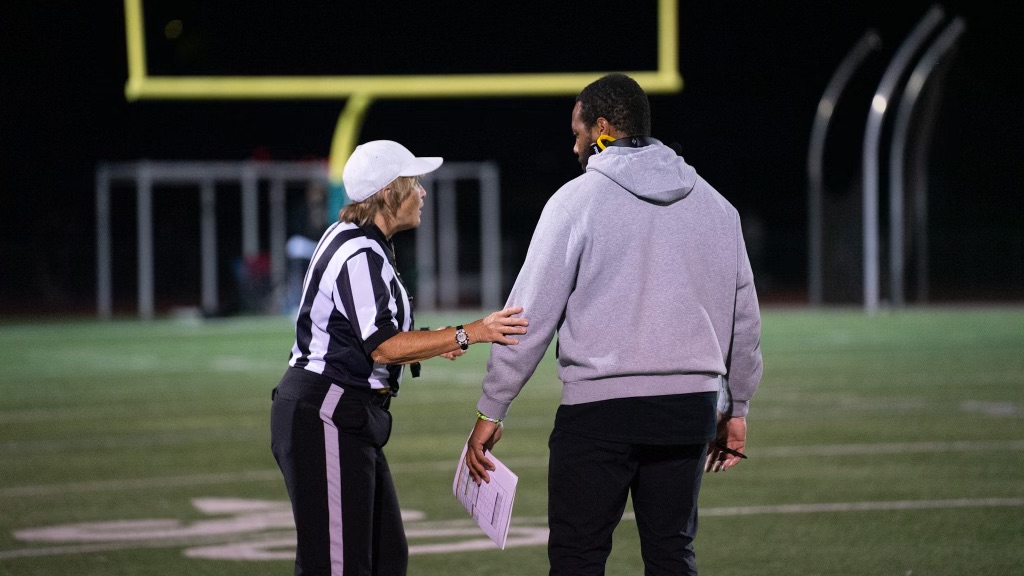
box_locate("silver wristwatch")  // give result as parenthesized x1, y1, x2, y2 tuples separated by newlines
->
(455, 325, 469, 350)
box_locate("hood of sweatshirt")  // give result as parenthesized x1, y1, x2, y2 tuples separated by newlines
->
(585, 142, 696, 205)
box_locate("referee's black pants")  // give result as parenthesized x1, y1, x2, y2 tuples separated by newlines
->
(548, 427, 707, 576)
(271, 370, 407, 576)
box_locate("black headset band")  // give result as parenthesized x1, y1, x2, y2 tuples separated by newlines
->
(605, 136, 659, 148)
(591, 135, 660, 156)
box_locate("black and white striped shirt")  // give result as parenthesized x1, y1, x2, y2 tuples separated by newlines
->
(288, 222, 413, 393)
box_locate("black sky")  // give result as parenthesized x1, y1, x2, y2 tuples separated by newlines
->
(2, 1, 1022, 315)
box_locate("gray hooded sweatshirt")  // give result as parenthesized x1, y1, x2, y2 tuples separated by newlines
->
(478, 142, 762, 421)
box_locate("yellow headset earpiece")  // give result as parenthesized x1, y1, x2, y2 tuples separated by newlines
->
(596, 134, 617, 151)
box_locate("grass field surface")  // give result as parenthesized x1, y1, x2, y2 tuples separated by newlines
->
(1, 308, 1023, 575)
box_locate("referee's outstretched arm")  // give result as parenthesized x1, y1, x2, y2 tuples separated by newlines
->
(371, 307, 528, 365)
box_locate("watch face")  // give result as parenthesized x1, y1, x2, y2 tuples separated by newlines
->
(456, 328, 469, 347)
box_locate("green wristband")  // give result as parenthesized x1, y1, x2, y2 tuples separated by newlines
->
(477, 411, 502, 424)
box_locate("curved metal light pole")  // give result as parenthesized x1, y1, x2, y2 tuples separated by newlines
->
(888, 18, 966, 307)
(862, 5, 945, 313)
(808, 30, 882, 305)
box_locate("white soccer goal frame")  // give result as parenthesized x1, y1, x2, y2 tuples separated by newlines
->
(95, 160, 501, 319)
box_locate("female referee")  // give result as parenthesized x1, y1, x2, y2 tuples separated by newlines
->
(271, 140, 527, 576)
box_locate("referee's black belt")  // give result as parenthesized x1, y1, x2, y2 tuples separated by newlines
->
(367, 388, 394, 408)
(339, 383, 395, 408)
(278, 367, 395, 407)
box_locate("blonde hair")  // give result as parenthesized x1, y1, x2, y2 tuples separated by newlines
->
(338, 176, 417, 227)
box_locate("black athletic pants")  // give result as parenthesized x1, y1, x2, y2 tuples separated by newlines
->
(271, 370, 407, 576)
(548, 427, 707, 576)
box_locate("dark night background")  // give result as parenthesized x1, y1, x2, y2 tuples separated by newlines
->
(2, 1, 1022, 318)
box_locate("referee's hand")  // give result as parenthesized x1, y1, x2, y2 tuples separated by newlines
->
(466, 418, 503, 484)
(467, 306, 528, 346)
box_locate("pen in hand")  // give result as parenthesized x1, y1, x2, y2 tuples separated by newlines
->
(714, 444, 747, 459)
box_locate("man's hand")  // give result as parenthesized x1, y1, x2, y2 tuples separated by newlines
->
(465, 418, 503, 484)
(706, 415, 746, 473)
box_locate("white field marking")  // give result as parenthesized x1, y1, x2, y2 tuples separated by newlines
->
(1, 407, 126, 424)
(1, 402, 264, 425)
(183, 526, 551, 560)
(0, 536, 241, 560)
(0, 429, 262, 456)
(518, 497, 1024, 524)
(395, 388, 564, 404)
(756, 440, 1024, 458)
(0, 460, 552, 498)
(5, 497, 1024, 561)
(692, 498, 1024, 517)
(4, 440, 1024, 499)
(391, 457, 550, 473)
(0, 470, 281, 498)
(210, 356, 259, 372)
(13, 501, 420, 544)
(960, 400, 1019, 416)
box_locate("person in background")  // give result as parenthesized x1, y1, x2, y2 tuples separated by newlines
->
(465, 74, 763, 576)
(271, 140, 528, 576)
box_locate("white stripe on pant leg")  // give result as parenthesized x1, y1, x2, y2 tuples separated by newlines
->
(320, 385, 345, 576)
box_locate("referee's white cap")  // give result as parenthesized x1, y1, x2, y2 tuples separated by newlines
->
(343, 140, 443, 202)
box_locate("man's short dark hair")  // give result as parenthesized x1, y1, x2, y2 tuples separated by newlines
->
(575, 73, 652, 136)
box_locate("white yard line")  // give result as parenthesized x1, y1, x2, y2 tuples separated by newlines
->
(2, 498, 1022, 561)
(0, 470, 281, 498)
(515, 497, 1024, 524)
(757, 439, 1024, 457)
(695, 498, 1024, 517)
(0, 531, 296, 561)
(3, 440, 1023, 498)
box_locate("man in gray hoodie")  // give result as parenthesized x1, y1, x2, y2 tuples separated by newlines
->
(465, 73, 763, 576)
